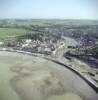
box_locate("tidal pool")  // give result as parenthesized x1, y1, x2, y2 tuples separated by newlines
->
(0, 51, 98, 100)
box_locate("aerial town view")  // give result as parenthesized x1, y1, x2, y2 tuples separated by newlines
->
(0, 0, 98, 100)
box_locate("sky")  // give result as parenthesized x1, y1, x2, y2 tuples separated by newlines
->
(0, 0, 97, 20)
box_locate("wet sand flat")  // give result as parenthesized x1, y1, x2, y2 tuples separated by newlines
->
(0, 51, 98, 100)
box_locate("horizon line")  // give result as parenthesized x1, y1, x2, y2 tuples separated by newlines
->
(0, 18, 98, 21)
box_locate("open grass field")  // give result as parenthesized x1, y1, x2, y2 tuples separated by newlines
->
(0, 28, 32, 43)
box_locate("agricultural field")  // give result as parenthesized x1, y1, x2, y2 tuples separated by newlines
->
(0, 28, 32, 43)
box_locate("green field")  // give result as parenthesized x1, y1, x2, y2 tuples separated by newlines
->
(0, 28, 32, 43)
